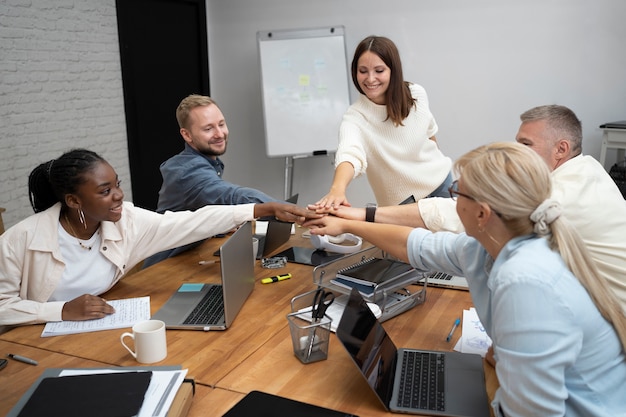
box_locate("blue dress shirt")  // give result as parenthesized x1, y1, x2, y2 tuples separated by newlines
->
(143, 144, 280, 267)
(157, 143, 278, 212)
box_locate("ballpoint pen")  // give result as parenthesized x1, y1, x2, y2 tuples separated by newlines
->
(7, 353, 38, 366)
(446, 318, 461, 342)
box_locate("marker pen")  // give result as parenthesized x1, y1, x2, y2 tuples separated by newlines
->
(7, 353, 38, 366)
(261, 273, 292, 284)
(446, 318, 461, 342)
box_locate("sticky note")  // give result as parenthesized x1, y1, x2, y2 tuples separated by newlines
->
(178, 283, 204, 292)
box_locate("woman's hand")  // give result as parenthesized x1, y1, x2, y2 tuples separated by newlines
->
(302, 214, 350, 237)
(314, 162, 355, 209)
(314, 191, 351, 210)
(62, 294, 115, 321)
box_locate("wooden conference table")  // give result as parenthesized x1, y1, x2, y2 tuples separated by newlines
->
(1, 226, 478, 417)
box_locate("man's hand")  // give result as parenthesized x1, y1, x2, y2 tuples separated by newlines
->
(62, 294, 115, 321)
(254, 202, 322, 225)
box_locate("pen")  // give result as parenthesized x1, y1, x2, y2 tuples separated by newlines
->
(261, 273, 292, 284)
(198, 259, 220, 265)
(446, 318, 461, 342)
(7, 353, 38, 366)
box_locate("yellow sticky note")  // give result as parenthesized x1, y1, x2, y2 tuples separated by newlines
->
(298, 74, 310, 86)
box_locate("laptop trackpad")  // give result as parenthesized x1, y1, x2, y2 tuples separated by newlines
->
(445, 355, 489, 416)
(153, 284, 206, 321)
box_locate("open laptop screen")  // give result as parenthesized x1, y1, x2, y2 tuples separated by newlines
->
(336, 289, 397, 408)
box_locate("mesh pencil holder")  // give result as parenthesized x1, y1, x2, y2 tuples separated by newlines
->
(286, 289, 332, 364)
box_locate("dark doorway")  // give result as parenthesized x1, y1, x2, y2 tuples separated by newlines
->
(116, 0, 209, 210)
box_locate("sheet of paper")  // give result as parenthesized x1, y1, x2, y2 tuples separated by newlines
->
(456, 307, 492, 357)
(60, 368, 187, 417)
(41, 296, 151, 337)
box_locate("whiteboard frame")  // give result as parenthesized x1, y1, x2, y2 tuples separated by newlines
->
(257, 26, 351, 158)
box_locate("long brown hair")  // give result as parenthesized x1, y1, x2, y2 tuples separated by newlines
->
(351, 36, 414, 126)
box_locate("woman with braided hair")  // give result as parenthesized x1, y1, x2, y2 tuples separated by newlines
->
(0, 149, 316, 327)
(304, 142, 626, 416)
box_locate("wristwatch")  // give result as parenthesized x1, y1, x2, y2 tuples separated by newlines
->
(365, 203, 377, 223)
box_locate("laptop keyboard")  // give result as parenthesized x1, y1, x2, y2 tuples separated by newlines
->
(397, 351, 445, 411)
(430, 272, 453, 281)
(183, 285, 224, 325)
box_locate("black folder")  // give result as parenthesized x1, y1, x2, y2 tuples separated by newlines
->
(17, 371, 152, 417)
(7, 366, 184, 417)
(600, 120, 626, 129)
(223, 390, 358, 417)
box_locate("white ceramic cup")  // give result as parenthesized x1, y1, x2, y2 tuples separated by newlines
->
(252, 237, 259, 261)
(120, 319, 167, 364)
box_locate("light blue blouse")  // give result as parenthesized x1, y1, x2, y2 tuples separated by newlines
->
(407, 228, 626, 417)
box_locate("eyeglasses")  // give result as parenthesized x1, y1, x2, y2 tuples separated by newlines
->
(448, 180, 476, 201)
(448, 180, 503, 217)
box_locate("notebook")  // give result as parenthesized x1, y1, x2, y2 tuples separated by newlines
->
(222, 390, 358, 417)
(336, 288, 489, 416)
(418, 271, 469, 291)
(151, 221, 254, 330)
(16, 371, 152, 417)
(330, 258, 417, 296)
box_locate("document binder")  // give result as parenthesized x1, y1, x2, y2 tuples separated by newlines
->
(17, 371, 152, 417)
(7, 366, 194, 417)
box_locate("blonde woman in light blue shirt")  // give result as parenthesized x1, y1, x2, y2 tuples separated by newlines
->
(304, 142, 626, 417)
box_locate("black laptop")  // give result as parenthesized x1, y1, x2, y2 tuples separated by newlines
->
(336, 288, 489, 416)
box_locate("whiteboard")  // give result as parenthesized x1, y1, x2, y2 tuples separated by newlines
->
(257, 26, 351, 158)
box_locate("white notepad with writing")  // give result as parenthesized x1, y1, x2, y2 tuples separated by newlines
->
(41, 296, 150, 337)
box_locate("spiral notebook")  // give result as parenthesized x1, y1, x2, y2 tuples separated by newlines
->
(330, 258, 416, 296)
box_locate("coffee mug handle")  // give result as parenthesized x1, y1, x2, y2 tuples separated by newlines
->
(120, 332, 137, 359)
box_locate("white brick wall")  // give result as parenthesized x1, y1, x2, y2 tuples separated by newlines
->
(0, 0, 132, 230)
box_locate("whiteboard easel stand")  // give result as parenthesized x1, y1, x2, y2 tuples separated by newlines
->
(284, 153, 333, 199)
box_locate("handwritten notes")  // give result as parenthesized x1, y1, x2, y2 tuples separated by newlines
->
(41, 296, 150, 337)
(453, 307, 492, 357)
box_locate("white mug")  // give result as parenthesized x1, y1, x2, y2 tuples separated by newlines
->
(120, 319, 167, 364)
(252, 237, 259, 261)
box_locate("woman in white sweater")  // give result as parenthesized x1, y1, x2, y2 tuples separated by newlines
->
(316, 36, 453, 209)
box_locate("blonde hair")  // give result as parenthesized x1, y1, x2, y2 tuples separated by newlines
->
(176, 94, 218, 130)
(456, 142, 626, 349)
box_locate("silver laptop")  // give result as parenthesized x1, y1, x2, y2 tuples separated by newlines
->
(255, 219, 293, 259)
(336, 288, 489, 416)
(419, 271, 469, 291)
(151, 221, 255, 331)
(254, 194, 299, 259)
